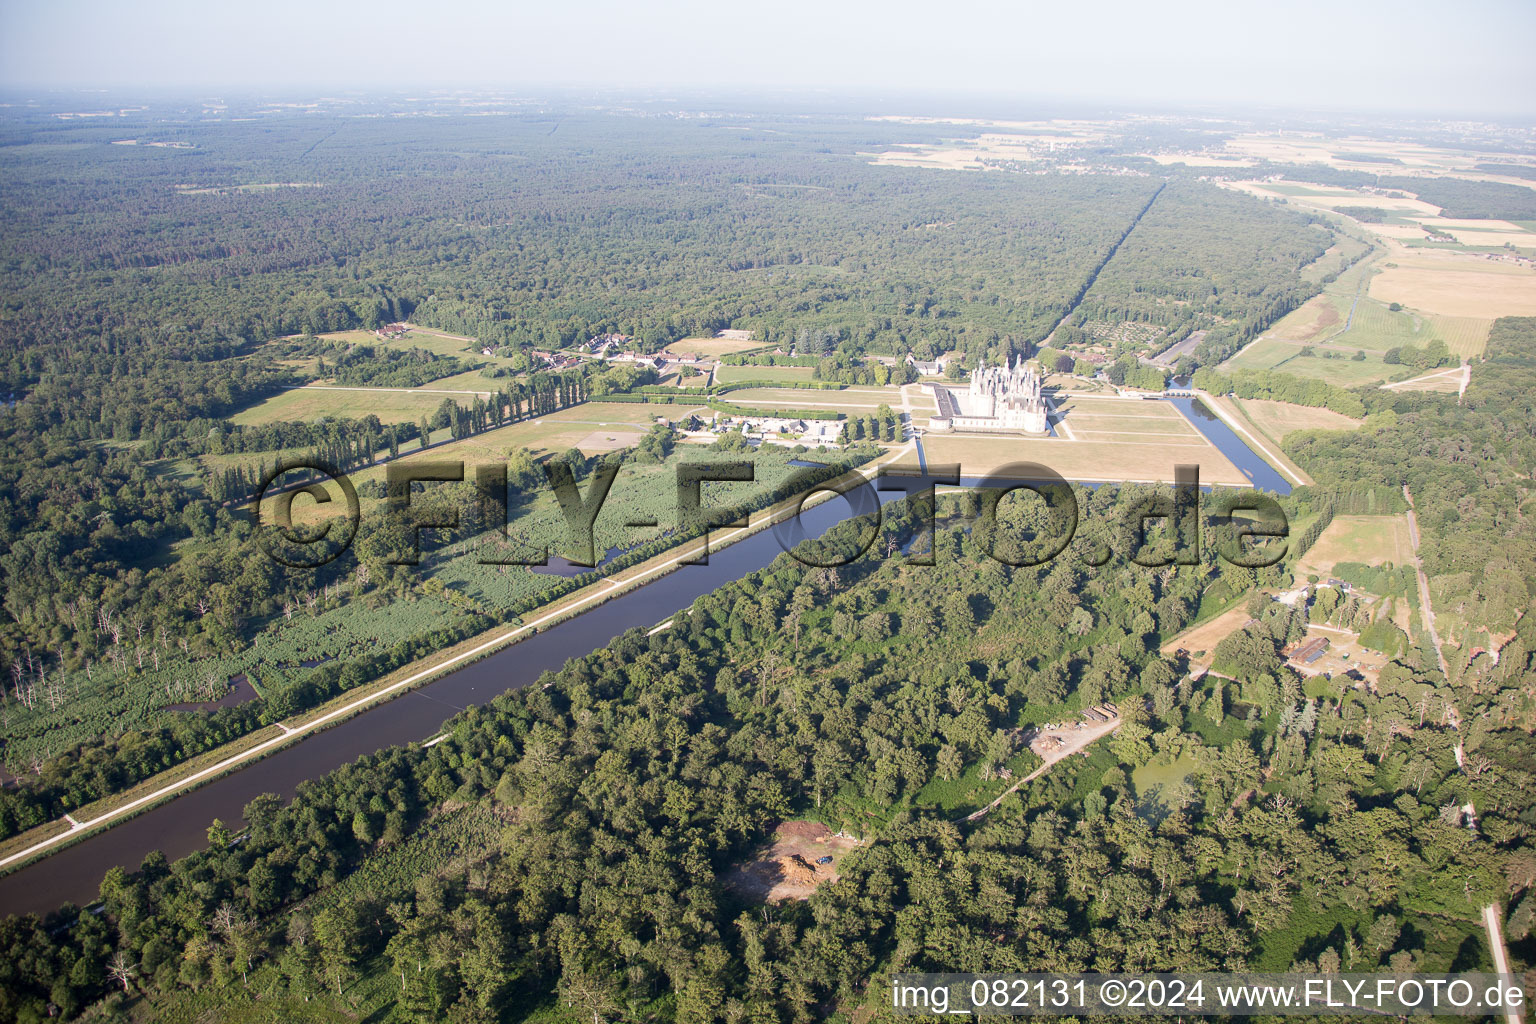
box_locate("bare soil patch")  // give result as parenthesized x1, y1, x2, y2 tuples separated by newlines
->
(725, 821, 860, 903)
(575, 429, 645, 452)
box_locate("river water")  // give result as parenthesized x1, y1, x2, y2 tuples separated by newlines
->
(0, 406, 1292, 917)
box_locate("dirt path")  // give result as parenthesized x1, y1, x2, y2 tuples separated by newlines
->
(1401, 485, 1451, 679)
(1484, 904, 1525, 1024)
(1407, 495, 1515, 1019)
(1382, 366, 1466, 392)
(961, 718, 1122, 823)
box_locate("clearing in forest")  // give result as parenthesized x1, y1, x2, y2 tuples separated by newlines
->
(1295, 515, 1413, 579)
(1161, 604, 1252, 674)
(725, 821, 860, 903)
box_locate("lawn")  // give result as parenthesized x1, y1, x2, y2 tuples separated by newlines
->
(715, 363, 816, 385)
(922, 429, 1247, 486)
(1296, 514, 1414, 579)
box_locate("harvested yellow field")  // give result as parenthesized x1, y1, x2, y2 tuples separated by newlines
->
(1445, 230, 1536, 248)
(1369, 253, 1536, 318)
(1418, 217, 1529, 232)
(669, 336, 760, 356)
(1366, 223, 1439, 240)
(1300, 193, 1442, 215)
(1236, 399, 1362, 440)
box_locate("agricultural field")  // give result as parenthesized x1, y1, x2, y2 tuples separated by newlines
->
(667, 335, 762, 356)
(714, 363, 816, 385)
(229, 385, 471, 426)
(1369, 251, 1536, 320)
(923, 394, 1247, 485)
(1295, 514, 1414, 579)
(1235, 398, 1362, 442)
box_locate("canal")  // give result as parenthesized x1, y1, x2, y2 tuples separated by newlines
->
(0, 410, 1293, 917)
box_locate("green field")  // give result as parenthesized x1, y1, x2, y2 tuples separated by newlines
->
(715, 363, 816, 384)
(1235, 398, 1361, 442)
(1225, 335, 1403, 386)
(725, 386, 895, 409)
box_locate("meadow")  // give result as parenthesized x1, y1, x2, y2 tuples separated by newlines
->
(229, 386, 469, 426)
(1295, 514, 1413, 579)
(1234, 398, 1362, 442)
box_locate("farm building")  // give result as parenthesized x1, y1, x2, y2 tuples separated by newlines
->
(1284, 637, 1331, 665)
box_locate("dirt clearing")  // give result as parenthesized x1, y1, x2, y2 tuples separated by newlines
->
(725, 821, 860, 903)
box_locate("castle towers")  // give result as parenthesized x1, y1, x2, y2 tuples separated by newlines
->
(959, 356, 1048, 433)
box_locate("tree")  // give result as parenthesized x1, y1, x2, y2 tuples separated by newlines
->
(313, 906, 365, 997)
(106, 951, 137, 994)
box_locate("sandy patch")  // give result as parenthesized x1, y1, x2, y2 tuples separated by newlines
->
(576, 430, 644, 452)
(724, 821, 860, 903)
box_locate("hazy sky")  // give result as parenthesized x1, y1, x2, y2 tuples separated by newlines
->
(2, 0, 1532, 116)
